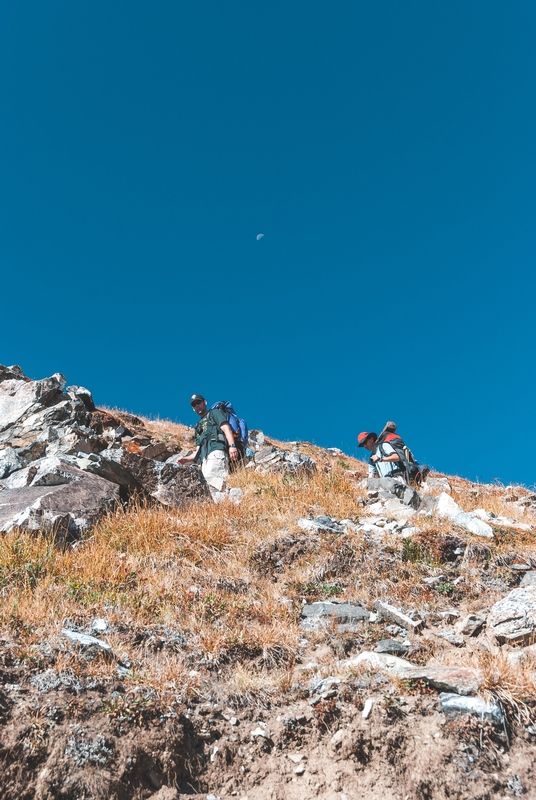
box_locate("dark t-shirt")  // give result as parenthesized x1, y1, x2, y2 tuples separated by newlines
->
(194, 408, 228, 461)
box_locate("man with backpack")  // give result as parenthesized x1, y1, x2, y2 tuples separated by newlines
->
(358, 431, 403, 480)
(358, 422, 428, 485)
(177, 395, 242, 494)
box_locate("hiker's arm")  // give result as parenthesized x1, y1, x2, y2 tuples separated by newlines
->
(370, 452, 400, 463)
(221, 422, 239, 461)
(177, 446, 200, 464)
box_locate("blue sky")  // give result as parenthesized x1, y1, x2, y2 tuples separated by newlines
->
(1, 1, 535, 486)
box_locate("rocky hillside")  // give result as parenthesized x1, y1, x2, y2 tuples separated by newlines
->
(1, 367, 536, 800)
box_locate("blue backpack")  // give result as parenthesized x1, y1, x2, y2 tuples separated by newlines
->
(209, 401, 249, 449)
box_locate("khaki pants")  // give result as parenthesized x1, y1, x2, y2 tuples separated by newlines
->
(201, 449, 229, 494)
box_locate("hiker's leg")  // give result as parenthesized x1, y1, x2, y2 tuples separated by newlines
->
(202, 450, 229, 494)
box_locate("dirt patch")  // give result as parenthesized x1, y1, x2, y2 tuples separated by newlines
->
(1, 644, 535, 800)
(251, 534, 318, 575)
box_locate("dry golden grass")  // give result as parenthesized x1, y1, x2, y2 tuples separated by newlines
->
(1, 411, 536, 709)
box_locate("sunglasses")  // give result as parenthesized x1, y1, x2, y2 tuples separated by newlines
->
(191, 400, 204, 408)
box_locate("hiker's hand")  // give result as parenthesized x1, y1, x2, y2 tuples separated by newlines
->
(370, 454, 380, 462)
(177, 456, 191, 464)
(229, 446, 239, 461)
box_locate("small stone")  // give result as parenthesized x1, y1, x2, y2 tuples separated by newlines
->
(250, 726, 270, 739)
(456, 613, 486, 637)
(288, 754, 305, 764)
(229, 717, 238, 726)
(91, 618, 109, 633)
(362, 698, 374, 719)
(294, 765, 306, 775)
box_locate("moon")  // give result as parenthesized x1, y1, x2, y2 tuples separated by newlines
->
(256, 234, 264, 241)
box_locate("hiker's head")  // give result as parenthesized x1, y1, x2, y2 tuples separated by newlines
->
(190, 394, 207, 416)
(357, 431, 377, 452)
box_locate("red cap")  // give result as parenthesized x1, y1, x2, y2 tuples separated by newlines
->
(357, 431, 377, 447)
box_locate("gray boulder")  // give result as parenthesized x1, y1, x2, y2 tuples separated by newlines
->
(0, 466, 120, 539)
(254, 447, 316, 475)
(0, 365, 211, 537)
(488, 586, 536, 644)
(366, 477, 422, 510)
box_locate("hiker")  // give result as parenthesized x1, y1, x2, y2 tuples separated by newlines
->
(357, 431, 403, 480)
(177, 394, 239, 493)
(358, 422, 429, 485)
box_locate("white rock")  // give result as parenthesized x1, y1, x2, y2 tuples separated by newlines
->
(250, 726, 271, 739)
(362, 698, 374, 719)
(91, 618, 109, 633)
(344, 651, 413, 672)
(228, 487, 243, 504)
(288, 753, 305, 763)
(436, 493, 462, 517)
(61, 629, 113, 655)
(435, 492, 494, 538)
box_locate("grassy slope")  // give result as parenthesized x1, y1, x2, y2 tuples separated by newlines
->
(1, 413, 536, 718)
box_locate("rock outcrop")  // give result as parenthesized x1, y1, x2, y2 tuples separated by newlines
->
(0, 365, 209, 538)
(488, 585, 536, 644)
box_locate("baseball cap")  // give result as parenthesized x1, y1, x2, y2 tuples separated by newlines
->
(357, 431, 377, 447)
(190, 394, 205, 406)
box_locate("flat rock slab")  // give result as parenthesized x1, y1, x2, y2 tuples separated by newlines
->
(439, 692, 504, 724)
(61, 629, 114, 658)
(396, 665, 484, 695)
(301, 601, 369, 631)
(374, 639, 409, 656)
(301, 602, 370, 620)
(374, 600, 424, 631)
(343, 651, 483, 694)
(488, 586, 536, 644)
